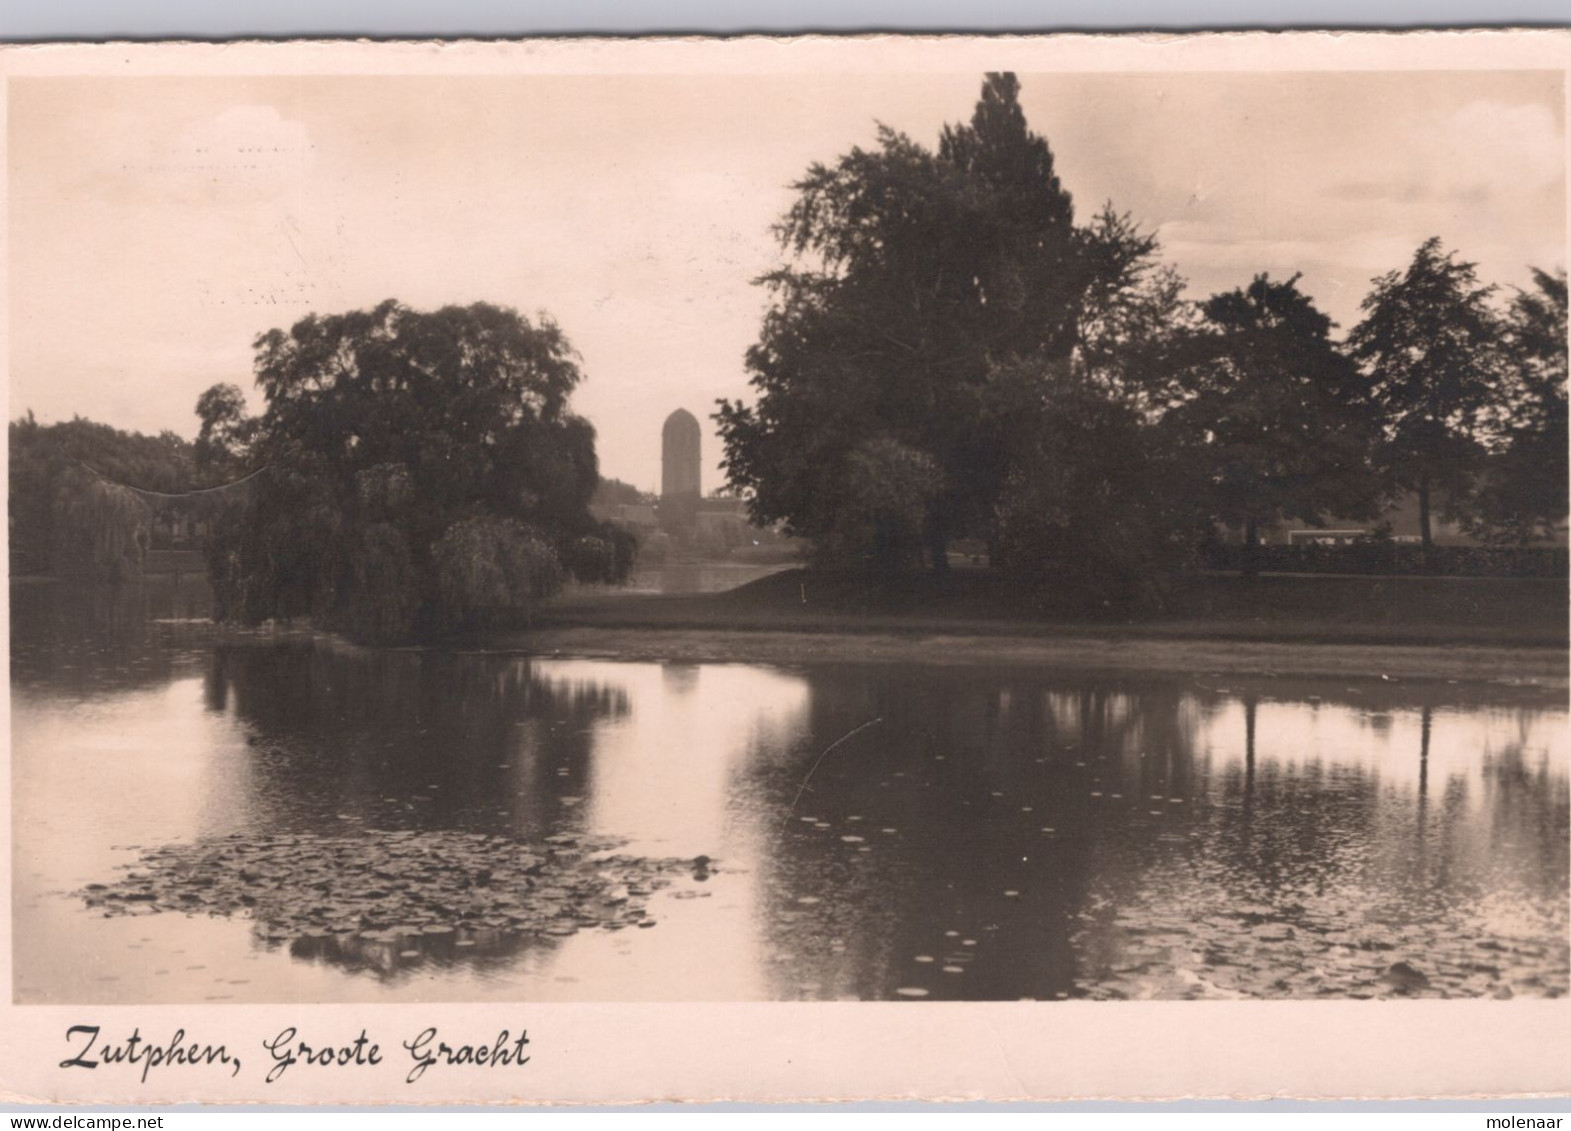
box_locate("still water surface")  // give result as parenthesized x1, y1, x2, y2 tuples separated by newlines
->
(12, 576, 1569, 1002)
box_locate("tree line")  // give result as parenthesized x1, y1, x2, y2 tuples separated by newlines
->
(9, 413, 213, 579)
(716, 74, 1568, 605)
(12, 74, 1563, 635)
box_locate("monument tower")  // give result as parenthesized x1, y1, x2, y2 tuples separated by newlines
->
(660, 408, 701, 529)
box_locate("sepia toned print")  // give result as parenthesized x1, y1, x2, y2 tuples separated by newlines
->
(2, 33, 1569, 1104)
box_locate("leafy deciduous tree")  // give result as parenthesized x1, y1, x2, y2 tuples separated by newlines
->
(1467, 267, 1568, 543)
(8, 413, 205, 580)
(206, 300, 633, 643)
(194, 383, 259, 474)
(1073, 206, 1194, 415)
(1170, 274, 1382, 550)
(718, 73, 1089, 573)
(992, 372, 1201, 610)
(1348, 238, 1505, 549)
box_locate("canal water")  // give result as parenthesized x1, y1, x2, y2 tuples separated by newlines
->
(11, 576, 1568, 1003)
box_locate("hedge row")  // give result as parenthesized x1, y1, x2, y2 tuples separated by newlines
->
(1203, 542, 1569, 578)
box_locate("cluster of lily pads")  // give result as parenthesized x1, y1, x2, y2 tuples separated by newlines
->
(1069, 902, 1567, 1000)
(80, 829, 704, 946)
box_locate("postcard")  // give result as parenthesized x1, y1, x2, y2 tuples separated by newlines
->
(2, 31, 1568, 1104)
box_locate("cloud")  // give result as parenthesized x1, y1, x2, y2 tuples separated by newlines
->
(1449, 99, 1563, 186)
(1325, 99, 1562, 209)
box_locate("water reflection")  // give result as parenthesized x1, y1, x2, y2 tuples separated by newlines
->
(11, 580, 1568, 1003)
(11, 576, 215, 699)
(200, 641, 631, 838)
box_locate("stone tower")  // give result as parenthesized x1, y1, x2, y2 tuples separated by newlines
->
(661, 408, 701, 501)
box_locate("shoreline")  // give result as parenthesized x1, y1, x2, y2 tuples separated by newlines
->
(17, 569, 1565, 689)
(477, 624, 1569, 691)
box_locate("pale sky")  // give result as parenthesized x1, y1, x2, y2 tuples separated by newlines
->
(8, 71, 1564, 492)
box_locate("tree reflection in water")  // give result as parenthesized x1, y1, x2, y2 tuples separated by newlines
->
(11, 575, 216, 698)
(11, 580, 1569, 1001)
(202, 640, 630, 840)
(735, 670, 1566, 1001)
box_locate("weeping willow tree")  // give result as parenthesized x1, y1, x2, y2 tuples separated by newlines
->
(431, 517, 564, 633)
(9, 414, 203, 580)
(201, 300, 634, 644)
(51, 467, 152, 580)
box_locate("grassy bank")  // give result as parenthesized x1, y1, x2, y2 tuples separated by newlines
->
(474, 567, 1568, 685)
(527, 567, 1567, 646)
(497, 625, 1566, 688)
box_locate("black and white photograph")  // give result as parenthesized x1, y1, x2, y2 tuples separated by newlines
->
(2, 32, 1568, 1103)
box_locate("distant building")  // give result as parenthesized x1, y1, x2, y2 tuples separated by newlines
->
(1238, 492, 1567, 547)
(588, 407, 797, 563)
(150, 509, 210, 551)
(661, 408, 701, 499)
(660, 408, 702, 530)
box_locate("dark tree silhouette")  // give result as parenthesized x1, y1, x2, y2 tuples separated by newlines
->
(1348, 238, 1505, 549)
(206, 300, 634, 643)
(194, 382, 260, 475)
(1467, 268, 1568, 544)
(1170, 274, 1382, 552)
(8, 413, 207, 579)
(717, 73, 1095, 574)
